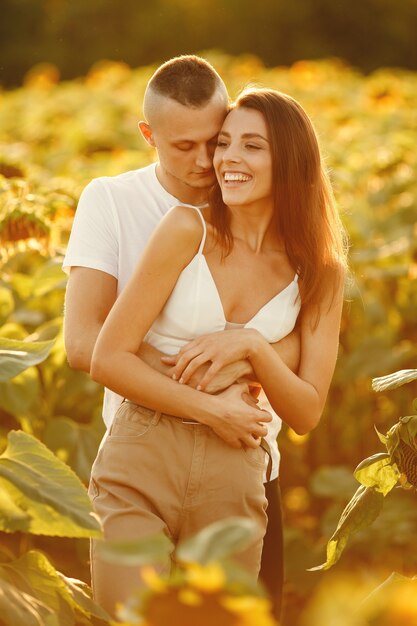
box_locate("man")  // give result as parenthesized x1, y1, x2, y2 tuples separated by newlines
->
(64, 55, 299, 618)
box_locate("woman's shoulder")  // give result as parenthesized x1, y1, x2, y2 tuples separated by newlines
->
(165, 204, 206, 231)
(151, 205, 207, 256)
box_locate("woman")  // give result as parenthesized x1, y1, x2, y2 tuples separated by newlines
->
(90, 88, 347, 611)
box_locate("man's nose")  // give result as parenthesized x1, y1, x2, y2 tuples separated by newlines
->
(195, 144, 212, 169)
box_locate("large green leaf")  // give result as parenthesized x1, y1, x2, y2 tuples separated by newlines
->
(42, 416, 102, 483)
(0, 430, 102, 538)
(176, 517, 258, 565)
(0, 550, 111, 626)
(0, 577, 55, 626)
(354, 453, 400, 495)
(0, 367, 40, 420)
(0, 487, 29, 528)
(98, 533, 173, 567)
(309, 486, 384, 571)
(372, 369, 417, 392)
(55, 574, 111, 623)
(0, 336, 55, 381)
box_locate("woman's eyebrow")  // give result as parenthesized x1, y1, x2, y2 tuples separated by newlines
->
(219, 130, 269, 141)
(241, 132, 269, 141)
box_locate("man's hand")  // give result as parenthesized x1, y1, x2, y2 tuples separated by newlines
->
(208, 382, 272, 449)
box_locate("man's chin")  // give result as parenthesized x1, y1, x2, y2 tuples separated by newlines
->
(187, 176, 217, 189)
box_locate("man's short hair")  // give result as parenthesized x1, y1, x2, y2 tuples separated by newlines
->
(147, 55, 228, 108)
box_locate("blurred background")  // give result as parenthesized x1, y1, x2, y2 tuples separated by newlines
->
(1, 2, 417, 625)
(2, 0, 417, 87)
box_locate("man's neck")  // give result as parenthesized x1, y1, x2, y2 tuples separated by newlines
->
(155, 164, 209, 207)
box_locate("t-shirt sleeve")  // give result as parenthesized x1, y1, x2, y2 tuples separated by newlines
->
(62, 178, 119, 278)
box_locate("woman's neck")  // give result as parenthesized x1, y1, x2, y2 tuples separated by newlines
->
(228, 205, 280, 254)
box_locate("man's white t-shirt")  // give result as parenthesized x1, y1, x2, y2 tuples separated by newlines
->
(63, 163, 282, 480)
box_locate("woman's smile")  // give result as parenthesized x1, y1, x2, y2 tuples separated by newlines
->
(214, 107, 273, 209)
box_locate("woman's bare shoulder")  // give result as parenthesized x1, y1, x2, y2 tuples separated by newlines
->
(161, 205, 206, 240)
(145, 205, 206, 265)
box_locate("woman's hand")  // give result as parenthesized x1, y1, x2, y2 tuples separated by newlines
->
(161, 328, 262, 391)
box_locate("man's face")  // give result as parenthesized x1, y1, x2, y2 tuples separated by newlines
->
(141, 93, 228, 204)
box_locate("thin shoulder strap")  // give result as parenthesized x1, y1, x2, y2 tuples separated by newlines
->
(189, 205, 207, 254)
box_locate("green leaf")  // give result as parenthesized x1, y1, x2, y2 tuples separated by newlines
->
(55, 574, 111, 623)
(32, 259, 67, 297)
(98, 533, 173, 567)
(383, 421, 401, 456)
(0, 286, 14, 325)
(0, 552, 73, 626)
(0, 550, 111, 626)
(374, 426, 387, 445)
(398, 415, 417, 448)
(42, 416, 103, 483)
(9, 272, 33, 300)
(309, 486, 384, 571)
(372, 369, 417, 392)
(0, 367, 40, 419)
(0, 322, 27, 340)
(0, 430, 102, 538)
(0, 577, 55, 626)
(0, 488, 30, 530)
(354, 453, 400, 495)
(176, 516, 258, 565)
(0, 337, 55, 381)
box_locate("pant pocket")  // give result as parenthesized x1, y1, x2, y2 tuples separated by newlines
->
(107, 402, 161, 441)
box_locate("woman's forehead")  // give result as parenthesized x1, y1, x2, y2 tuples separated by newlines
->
(220, 107, 268, 135)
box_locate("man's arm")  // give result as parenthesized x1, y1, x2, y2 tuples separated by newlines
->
(64, 267, 174, 377)
(64, 267, 249, 386)
(64, 267, 300, 384)
(64, 267, 117, 372)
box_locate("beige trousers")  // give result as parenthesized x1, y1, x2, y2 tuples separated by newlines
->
(89, 401, 268, 617)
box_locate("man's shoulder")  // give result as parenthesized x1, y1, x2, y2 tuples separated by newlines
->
(87, 162, 157, 192)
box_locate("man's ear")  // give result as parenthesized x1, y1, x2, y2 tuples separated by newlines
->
(138, 121, 156, 147)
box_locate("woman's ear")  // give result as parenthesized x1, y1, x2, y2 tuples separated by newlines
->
(138, 121, 156, 147)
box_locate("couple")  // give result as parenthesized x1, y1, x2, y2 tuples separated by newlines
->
(64, 55, 347, 619)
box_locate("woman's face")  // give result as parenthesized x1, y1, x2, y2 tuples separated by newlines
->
(213, 107, 273, 211)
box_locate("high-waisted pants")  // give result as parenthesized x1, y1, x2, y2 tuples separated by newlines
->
(89, 400, 268, 617)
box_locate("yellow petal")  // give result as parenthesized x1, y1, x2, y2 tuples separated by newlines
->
(178, 588, 204, 606)
(185, 561, 226, 592)
(140, 566, 167, 592)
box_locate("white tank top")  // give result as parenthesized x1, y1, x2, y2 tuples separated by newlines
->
(145, 206, 301, 354)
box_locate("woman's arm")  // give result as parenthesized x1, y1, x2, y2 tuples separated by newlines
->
(90, 206, 272, 448)
(166, 270, 344, 434)
(161, 328, 301, 393)
(248, 275, 344, 434)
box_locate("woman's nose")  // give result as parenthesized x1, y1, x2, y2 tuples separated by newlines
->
(222, 144, 241, 163)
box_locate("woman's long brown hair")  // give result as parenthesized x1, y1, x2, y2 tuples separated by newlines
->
(209, 88, 348, 317)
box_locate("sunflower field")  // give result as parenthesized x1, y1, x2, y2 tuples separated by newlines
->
(0, 54, 416, 625)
